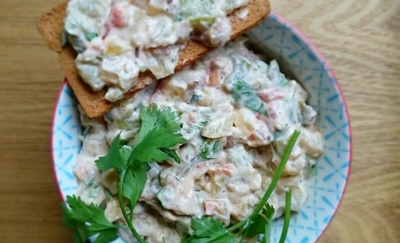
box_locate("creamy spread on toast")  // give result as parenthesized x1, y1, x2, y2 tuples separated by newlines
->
(64, 0, 249, 102)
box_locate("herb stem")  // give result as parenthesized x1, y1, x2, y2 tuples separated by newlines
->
(201, 219, 248, 243)
(203, 130, 300, 243)
(249, 130, 300, 219)
(118, 169, 147, 243)
(117, 224, 130, 229)
(278, 191, 292, 243)
(227, 219, 248, 233)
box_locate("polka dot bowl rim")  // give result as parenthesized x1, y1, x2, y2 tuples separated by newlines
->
(51, 12, 352, 243)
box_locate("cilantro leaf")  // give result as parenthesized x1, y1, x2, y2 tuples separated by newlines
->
(245, 204, 274, 240)
(160, 148, 181, 163)
(122, 165, 147, 213)
(136, 104, 182, 144)
(191, 216, 227, 237)
(72, 232, 86, 243)
(133, 128, 186, 163)
(66, 195, 117, 232)
(62, 203, 89, 243)
(65, 104, 189, 243)
(136, 104, 162, 143)
(96, 134, 130, 171)
(185, 216, 235, 243)
(131, 104, 186, 163)
(93, 229, 119, 243)
(200, 139, 220, 159)
(62, 196, 119, 243)
(120, 145, 134, 161)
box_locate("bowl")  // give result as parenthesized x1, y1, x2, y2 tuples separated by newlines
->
(51, 12, 351, 243)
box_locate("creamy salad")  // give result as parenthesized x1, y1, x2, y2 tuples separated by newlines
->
(64, 0, 249, 102)
(73, 39, 323, 243)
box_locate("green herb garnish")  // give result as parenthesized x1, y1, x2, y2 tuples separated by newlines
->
(62, 104, 300, 243)
(232, 80, 269, 117)
(279, 191, 292, 243)
(61, 195, 123, 243)
(200, 139, 220, 159)
(244, 204, 274, 240)
(63, 104, 185, 243)
(183, 130, 300, 243)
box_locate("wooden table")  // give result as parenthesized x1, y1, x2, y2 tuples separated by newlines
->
(1, 0, 399, 242)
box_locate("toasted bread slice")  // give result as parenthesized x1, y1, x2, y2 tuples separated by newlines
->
(38, 0, 271, 118)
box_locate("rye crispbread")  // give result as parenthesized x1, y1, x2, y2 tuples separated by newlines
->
(37, 0, 271, 118)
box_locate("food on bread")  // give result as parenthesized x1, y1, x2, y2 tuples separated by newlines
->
(37, 0, 271, 118)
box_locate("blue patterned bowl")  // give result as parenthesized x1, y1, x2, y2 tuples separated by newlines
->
(51, 13, 351, 243)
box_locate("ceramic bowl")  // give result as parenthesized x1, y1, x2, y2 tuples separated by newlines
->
(51, 12, 352, 243)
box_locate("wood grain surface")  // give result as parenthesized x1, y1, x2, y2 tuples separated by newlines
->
(0, 0, 399, 242)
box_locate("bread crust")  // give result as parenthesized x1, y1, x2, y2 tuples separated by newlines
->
(37, 0, 271, 118)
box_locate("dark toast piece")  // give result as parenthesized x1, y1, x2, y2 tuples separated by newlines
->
(38, 0, 271, 118)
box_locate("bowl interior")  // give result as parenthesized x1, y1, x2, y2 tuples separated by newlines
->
(52, 13, 351, 243)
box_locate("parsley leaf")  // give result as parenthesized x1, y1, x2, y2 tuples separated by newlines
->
(200, 139, 220, 159)
(131, 104, 186, 163)
(192, 216, 227, 237)
(62, 195, 119, 243)
(95, 134, 130, 171)
(64, 103, 298, 243)
(136, 104, 181, 144)
(185, 232, 235, 243)
(122, 165, 147, 215)
(62, 203, 89, 243)
(66, 195, 117, 232)
(95, 104, 187, 243)
(245, 204, 274, 239)
(64, 104, 187, 243)
(160, 148, 181, 163)
(93, 229, 119, 243)
(72, 232, 86, 243)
